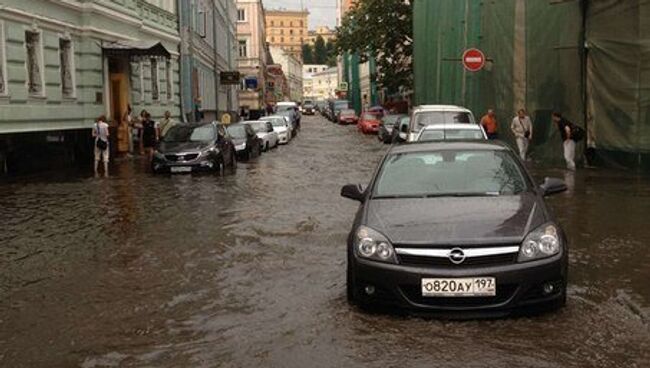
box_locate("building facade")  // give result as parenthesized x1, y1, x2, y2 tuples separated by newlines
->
(0, 0, 180, 173)
(302, 64, 329, 100)
(311, 67, 338, 101)
(264, 9, 308, 58)
(270, 46, 302, 102)
(236, 0, 269, 117)
(179, 0, 239, 123)
(307, 26, 336, 45)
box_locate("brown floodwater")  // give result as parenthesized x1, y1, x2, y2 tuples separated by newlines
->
(0, 116, 648, 367)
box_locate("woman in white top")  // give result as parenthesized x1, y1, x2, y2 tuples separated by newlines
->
(92, 115, 110, 177)
(511, 109, 533, 161)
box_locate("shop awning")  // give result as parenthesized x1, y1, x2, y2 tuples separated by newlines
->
(102, 41, 171, 59)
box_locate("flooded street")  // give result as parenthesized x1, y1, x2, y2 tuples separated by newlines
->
(1, 115, 648, 367)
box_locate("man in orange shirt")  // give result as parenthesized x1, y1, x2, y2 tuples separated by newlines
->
(480, 109, 499, 140)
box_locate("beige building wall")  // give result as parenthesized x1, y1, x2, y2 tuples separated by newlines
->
(270, 46, 303, 102)
(265, 10, 309, 58)
(236, 0, 268, 110)
(307, 26, 336, 44)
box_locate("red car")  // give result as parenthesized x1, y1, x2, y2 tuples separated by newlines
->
(338, 109, 358, 125)
(357, 112, 382, 134)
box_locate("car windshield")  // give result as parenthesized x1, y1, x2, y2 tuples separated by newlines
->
(247, 122, 267, 133)
(373, 150, 528, 198)
(163, 125, 214, 143)
(414, 112, 473, 131)
(362, 113, 379, 120)
(334, 101, 349, 110)
(419, 129, 485, 141)
(382, 115, 405, 125)
(270, 119, 286, 127)
(226, 124, 247, 139)
(276, 105, 296, 112)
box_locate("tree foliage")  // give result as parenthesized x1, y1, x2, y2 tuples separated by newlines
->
(335, 0, 413, 93)
(314, 36, 328, 64)
(302, 44, 314, 64)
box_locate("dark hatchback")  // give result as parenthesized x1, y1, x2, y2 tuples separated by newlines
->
(226, 123, 262, 160)
(152, 122, 236, 174)
(341, 141, 569, 317)
(378, 114, 407, 143)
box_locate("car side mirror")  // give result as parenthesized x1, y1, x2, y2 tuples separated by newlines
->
(540, 177, 567, 196)
(341, 184, 365, 202)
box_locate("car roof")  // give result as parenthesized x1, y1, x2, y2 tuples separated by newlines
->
(413, 105, 473, 113)
(421, 123, 483, 131)
(388, 141, 510, 154)
(276, 101, 297, 106)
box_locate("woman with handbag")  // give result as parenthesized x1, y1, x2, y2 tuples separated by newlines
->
(92, 115, 110, 177)
(510, 109, 533, 161)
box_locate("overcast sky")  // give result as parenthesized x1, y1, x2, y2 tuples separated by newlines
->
(263, 0, 337, 29)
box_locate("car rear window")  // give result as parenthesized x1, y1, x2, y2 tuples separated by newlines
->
(373, 150, 528, 198)
(362, 113, 379, 120)
(419, 129, 485, 141)
(413, 112, 473, 131)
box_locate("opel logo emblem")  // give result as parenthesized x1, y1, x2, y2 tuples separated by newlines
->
(448, 248, 466, 264)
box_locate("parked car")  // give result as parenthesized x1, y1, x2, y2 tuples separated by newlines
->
(408, 105, 476, 141)
(338, 109, 358, 125)
(357, 112, 382, 134)
(416, 123, 488, 142)
(303, 101, 316, 115)
(152, 122, 237, 174)
(378, 114, 407, 144)
(341, 140, 569, 315)
(390, 116, 411, 144)
(277, 101, 301, 126)
(367, 106, 385, 119)
(265, 115, 292, 144)
(226, 123, 262, 160)
(329, 99, 350, 122)
(244, 120, 279, 151)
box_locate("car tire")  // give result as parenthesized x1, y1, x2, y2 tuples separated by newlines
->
(265, 142, 269, 152)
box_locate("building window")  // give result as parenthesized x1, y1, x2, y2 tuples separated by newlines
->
(238, 39, 247, 58)
(281, 37, 284, 43)
(270, 20, 274, 26)
(59, 38, 74, 98)
(150, 58, 159, 100)
(237, 8, 246, 22)
(25, 30, 44, 95)
(0, 21, 7, 95)
(280, 29, 284, 35)
(166, 59, 173, 102)
(271, 36, 275, 42)
(290, 29, 294, 35)
(300, 21, 304, 27)
(280, 21, 284, 26)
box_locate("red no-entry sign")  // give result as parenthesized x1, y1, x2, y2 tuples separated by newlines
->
(462, 48, 486, 72)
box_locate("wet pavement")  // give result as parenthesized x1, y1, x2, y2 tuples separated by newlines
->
(1, 115, 649, 367)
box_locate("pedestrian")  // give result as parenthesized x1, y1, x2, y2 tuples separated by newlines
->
(92, 115, 110, 177)
(511, 109, 533, 160)
(123, 104, 134, 154)
(194, 97, 203, 122)
(552, 112, 582, 171)
(140, 112, 159, 161)
(134, 109, 146, 153)
(480, 108, 499, 140)
(266, 103, 274, 116)
(159, 110, 177, 138)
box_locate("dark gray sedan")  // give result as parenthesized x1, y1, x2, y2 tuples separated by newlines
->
(341, 141, 568, 317)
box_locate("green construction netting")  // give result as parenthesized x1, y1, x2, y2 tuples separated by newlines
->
(414, 0, 650, 169)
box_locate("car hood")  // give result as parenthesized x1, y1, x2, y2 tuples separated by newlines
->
(275, 127, 288, 134)
(158, 141, 211, 153)
(364, 193, 544, 245)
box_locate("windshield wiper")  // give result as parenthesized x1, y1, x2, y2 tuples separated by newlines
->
(424, 192, 501, 198)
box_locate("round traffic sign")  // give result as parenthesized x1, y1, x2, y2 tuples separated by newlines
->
(462, 48, 486, 72)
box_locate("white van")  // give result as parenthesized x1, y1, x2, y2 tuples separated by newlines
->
(407, 105, 476, 141)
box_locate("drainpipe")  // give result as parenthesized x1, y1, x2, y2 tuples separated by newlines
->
(177, 0, 188, 122)
(212, 0, 220, 119)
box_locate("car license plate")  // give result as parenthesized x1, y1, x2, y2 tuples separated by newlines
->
(170, 166, 192, 173)
(421, 277, 496, 297)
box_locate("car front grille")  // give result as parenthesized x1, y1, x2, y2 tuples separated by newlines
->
(165, 153, 199, 162)
(400, 284, 517, 308)
(397, 253, 517, 268)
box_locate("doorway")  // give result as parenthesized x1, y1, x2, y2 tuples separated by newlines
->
(108, 58, 130, 154)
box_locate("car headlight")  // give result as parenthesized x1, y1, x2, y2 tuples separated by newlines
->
(235, 143, 246, 150)
(201, 147, 219, 156)
(354, 226, 397, 264)
(518, 223, 562, 262)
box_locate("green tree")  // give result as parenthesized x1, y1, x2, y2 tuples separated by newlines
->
(314, 35, 327, 64)
(336, 0, 413, 93)
(302, 44, 314, 64)
(325, 40, 337, 67)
